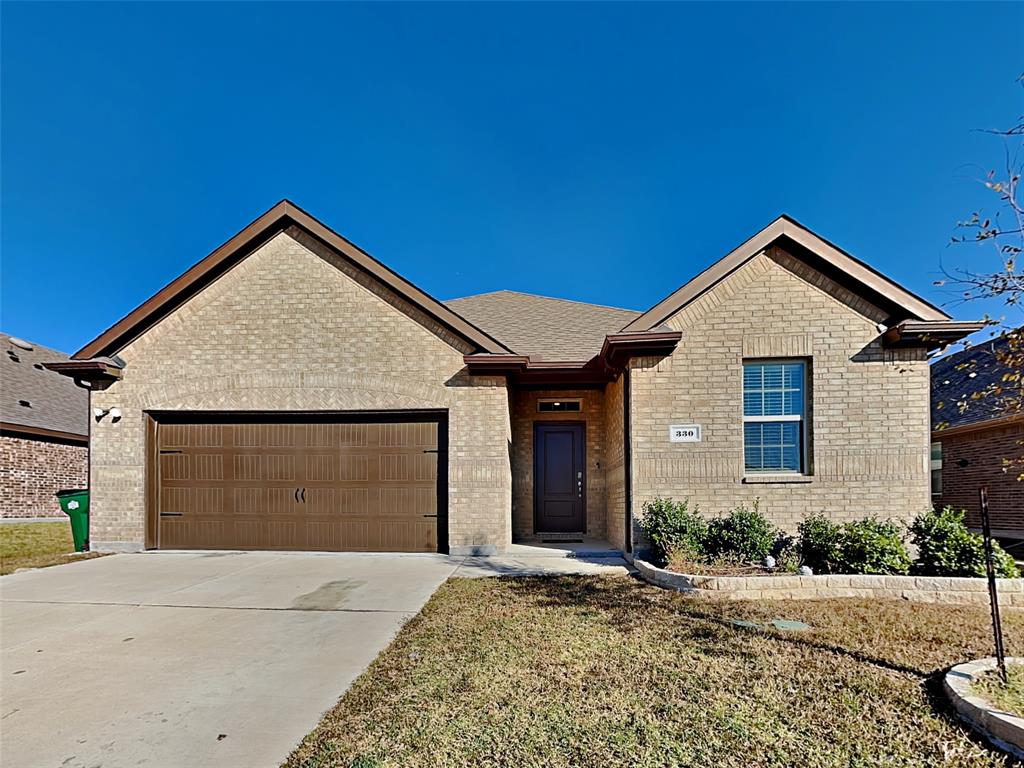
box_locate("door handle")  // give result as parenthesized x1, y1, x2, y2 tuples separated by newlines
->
(294, 488, 300, 503)
(300, 488, 306, 503)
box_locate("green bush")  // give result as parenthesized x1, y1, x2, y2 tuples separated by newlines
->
(910, 507, 1020, 578)
(799, 515, 911, 575)
(834, 518, 911, 575)
(797, 514, 843, 574)
(638, 497, 707, 566)
(704, 501, 778, 562)
(772, 535, 801, 573)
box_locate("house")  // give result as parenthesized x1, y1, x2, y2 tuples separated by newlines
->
(931, 331, 1024, 538)
(1, 333, 88, 517)
(47, 200, 982, 555)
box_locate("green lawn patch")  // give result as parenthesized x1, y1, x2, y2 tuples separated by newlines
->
(285, 575, 1022, 768)
(0, 521, 106, 575)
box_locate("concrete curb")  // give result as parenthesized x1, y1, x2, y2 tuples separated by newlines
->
(944, 658, 1024, 760)
(633, 558, 1024, 605)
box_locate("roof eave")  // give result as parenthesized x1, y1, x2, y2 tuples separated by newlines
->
(883, 320, 986, 351)
(44, 359, 124, 390)
(932, 412, 1024, 440)
(600, 331, 682, 368)
(464, 330, 682, 385)
(0, 421, 89, 444)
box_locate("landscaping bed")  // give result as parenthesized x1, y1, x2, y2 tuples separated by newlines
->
(285, 574, 1023, 768)
(0, 521, 106, 575)
(639, 499, 1020, 582)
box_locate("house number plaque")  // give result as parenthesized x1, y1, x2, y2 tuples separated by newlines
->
(669, 424, 701, 443)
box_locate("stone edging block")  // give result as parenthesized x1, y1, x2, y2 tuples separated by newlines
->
(944, 658, 1024, 760)
(633, 558, 1024, 605)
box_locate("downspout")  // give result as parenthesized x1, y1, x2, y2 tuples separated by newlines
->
(623, 366, 632, 554)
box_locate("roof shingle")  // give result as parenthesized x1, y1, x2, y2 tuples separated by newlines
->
(1, 333, 89, 438)
(445, 290, 639, 362)
(931, 330, 1021, 431)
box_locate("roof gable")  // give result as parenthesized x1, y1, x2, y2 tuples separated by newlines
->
(621, 215, 950, 333)
(74, 200, 511, 359)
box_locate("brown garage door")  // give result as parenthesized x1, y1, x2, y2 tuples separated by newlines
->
(155, 418, 441, 552)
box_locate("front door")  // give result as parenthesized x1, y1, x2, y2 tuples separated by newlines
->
(534, 422, 585, 533)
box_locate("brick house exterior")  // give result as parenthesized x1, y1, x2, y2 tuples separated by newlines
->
(50, 201, 979, 554)
(931, 334, 1024, 537)
(1, 333, 89, 517)
(627, 247, 932, 536)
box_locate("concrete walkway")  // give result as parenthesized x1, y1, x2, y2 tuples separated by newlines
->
(1, 549, 629, 768)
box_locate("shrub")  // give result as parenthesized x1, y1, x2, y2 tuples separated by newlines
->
(772, 535, 801, 573)
(799, 515, 911, 575)
(833, 518, 911, 575)
(638, 497, 707, 566)
(704, 501, 778, 562)
(797, 514, 843, 574)
(910, 507, 1020, 578)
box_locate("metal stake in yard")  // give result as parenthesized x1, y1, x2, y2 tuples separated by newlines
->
(980, 486, 1008, 684)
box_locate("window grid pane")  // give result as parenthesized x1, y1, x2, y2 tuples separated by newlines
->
(743, 362, 805, 473)
(743, 362, 804, 417)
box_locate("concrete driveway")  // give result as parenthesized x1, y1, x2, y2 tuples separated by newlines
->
(1, 549, 628, 768)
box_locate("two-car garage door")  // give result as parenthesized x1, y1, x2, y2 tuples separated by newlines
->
(152, 415, 444, 552)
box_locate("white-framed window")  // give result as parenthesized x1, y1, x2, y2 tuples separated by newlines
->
(537, 398, 582, 413)
(742, 360, 807, 474)
(931, 442, 942, 496)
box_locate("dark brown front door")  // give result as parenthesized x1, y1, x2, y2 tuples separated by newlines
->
(154, 417, 441, 552)
(534, 422, 585, 533)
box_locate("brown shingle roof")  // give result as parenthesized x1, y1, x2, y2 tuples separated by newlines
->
(931, 330, 1022, 431)
(1, 333, 88, 438)
(445, 290, 640, 362)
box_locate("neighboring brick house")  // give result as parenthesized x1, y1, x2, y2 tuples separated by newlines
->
(931, 332, 1024, 537)
(49, 200, 981, 554)
(1, 333, 89, 517)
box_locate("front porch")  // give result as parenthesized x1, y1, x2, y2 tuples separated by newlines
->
(509, 387, 627, 551)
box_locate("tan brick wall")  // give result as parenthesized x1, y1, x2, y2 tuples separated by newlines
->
(629, 247, 932, 540)
(0, 435, 87, 517)
(89, 229, 511, 552)
(604, 375, 626, 550)
(511, 389, 606, 540)
(934, 421, 1024, 536)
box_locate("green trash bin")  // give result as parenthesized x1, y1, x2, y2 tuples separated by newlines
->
(56, 489, 90, 552)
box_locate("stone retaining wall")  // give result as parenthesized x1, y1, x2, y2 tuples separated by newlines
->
(634, 558, 1024, 606)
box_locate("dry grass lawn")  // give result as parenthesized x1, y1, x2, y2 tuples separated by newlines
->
(286, 574, 1024, 768)
(0, 521, 106, 575)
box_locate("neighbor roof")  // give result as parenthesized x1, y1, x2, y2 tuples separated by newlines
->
(446, 290, 640, 362)
(1, 333, 88, 441)
(931, 331, 1022, 432)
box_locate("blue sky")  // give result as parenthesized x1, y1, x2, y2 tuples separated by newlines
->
(2, 2, 1021, 353)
